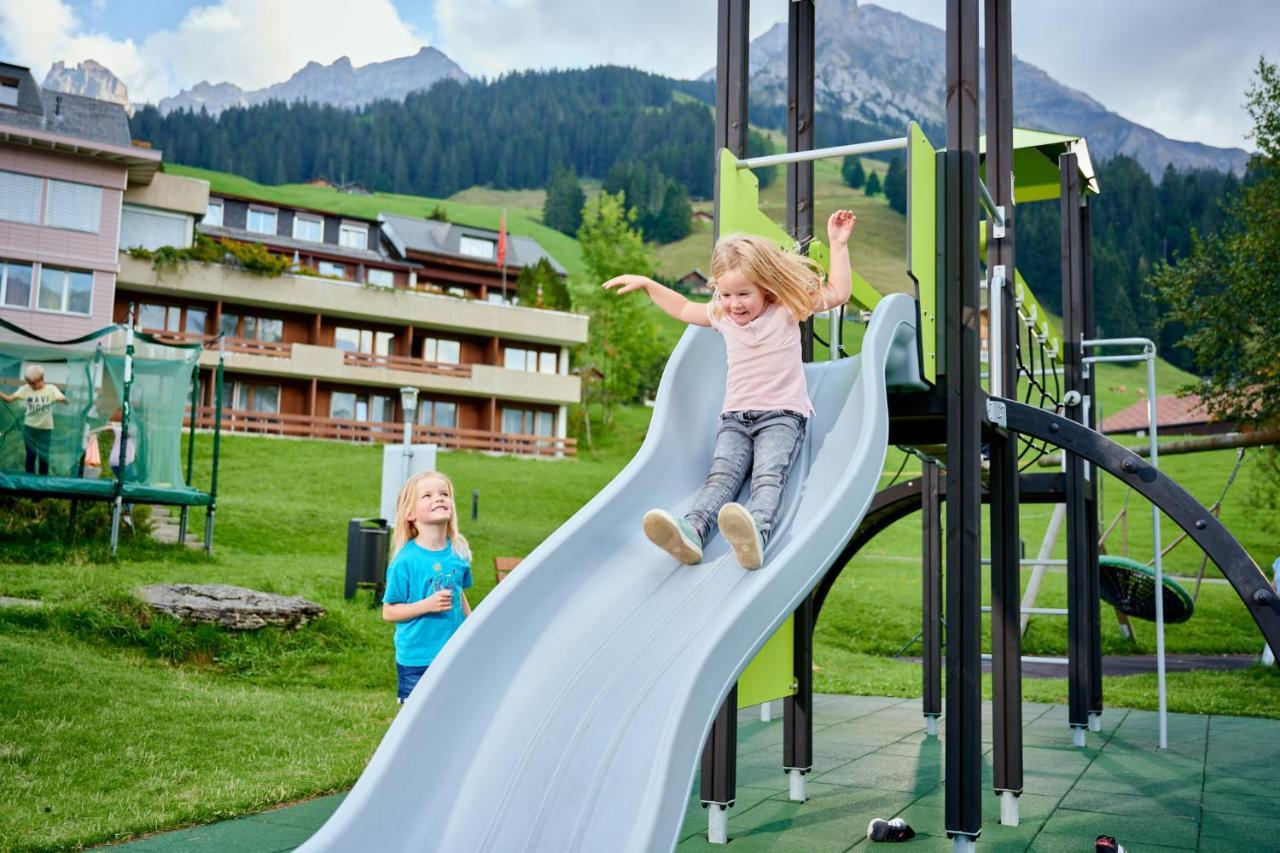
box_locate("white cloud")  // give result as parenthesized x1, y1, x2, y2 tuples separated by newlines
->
(434, 0, 783, 80)
(0, 0, 427, 104)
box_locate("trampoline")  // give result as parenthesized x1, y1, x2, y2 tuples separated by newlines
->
(0, 316, 225, 554)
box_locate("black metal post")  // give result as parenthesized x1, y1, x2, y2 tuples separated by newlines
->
(1081, 197, 1103, 723)
(944, 0, 983, 843)
(784, 593, 813, 782)
(786, 0, 816, 362)
(702, 0, 749, 822)
(700, 683, 738, 808)
(1060, 152, 1091, 740)
(782, 0, 816, 789)
(985, 0, 1024, 814)
(921, 459, 942, 727)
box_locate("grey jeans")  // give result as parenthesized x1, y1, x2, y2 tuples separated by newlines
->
(683, 409, 807, 546)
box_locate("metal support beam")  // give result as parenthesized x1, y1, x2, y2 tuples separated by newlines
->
(736, 136, 907, 170)
(1060, 152, 1092, 738)
(784, 593, 813, 788)
(922, 459, 943, 728)
(944, 0, 983, 842)
(703, 1, 748, 826)
(787, 0, 816, 362)
(1081, 197, 1104, 726)
(984, 0, 1022, 816)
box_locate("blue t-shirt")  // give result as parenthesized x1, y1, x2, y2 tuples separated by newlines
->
(383, 539, 472, 666)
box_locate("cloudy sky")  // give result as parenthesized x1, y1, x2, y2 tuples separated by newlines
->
(0, 0, 1275, 152)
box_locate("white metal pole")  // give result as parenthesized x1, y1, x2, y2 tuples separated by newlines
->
(735, 136, 907, 170)
(1147, 343, 1167, 749)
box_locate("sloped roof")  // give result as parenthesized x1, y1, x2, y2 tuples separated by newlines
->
(1101, 393, 1221, 434)
(379, 213, 567, 275)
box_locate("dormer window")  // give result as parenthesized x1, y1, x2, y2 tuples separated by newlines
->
(0, 77, 18, 108)
(339, 222, 368, 250)
(459, 235, 496, 260)
(293, 213, 323, 243)
(247, 206, 277, 235)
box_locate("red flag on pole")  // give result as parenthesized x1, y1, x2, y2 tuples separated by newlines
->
(497, 211, 507, 268)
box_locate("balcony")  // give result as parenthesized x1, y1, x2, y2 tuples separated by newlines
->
(189, 407, 575, 457)
(342, 351, 472, 379)
(141, 329, 292, 358)
(118, 253, 589, 347)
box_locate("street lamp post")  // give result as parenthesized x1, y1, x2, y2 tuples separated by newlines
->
(399, 385, 419, 482)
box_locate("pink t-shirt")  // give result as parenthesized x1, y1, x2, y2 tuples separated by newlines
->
(708, 301, 814, 415)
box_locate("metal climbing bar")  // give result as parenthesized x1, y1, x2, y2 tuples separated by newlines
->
(735, 136, 908, 169)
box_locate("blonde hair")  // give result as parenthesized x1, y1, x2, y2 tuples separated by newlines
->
(390, 470, 472, 561)
(23, 364, 45, 384)
(709, 233, 825, 323)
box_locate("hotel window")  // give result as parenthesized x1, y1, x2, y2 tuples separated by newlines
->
(417, 399, 458, 429)
(242, 316, 284, 343)
(0, 260, 34, 308)
(501, 407, 554, 437)
(0, 77, 17, 108)
(246, 207, 277, 235)
(335, 326, 393, 356)
(366, 268, 394, 288)
(0, 169, 42, 224)
(293, 214, 324, 243)
(36, 266, 92, 315)
(204, 199, 223, 227)
(504, 346, 556, 374)
(45, 179, 102, 233)
(331, 391, 393, 423)
(317, 261, 346, 278)
(422, 337, 460, 364)
(219, 312, 240, 339)
(225, 382, 280, 414)
(185, 308, 208, 335)
(339, 223, 368, 250)
(459, 235, 496, 260)
(138, 302, 181, 332)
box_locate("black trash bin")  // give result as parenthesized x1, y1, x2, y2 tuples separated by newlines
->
(345, 517, 390, 601)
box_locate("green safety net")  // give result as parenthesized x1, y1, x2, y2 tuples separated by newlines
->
(0, 322, 204, 498)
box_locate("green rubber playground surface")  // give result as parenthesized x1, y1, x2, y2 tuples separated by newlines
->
(109, 694, 1280, 852)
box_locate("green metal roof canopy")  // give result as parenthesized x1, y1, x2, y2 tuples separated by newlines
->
(980, 127, 1100, 202)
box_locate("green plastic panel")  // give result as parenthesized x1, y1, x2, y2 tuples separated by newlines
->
(716, 149, 881, 312)
(906, 122, 938, 384)
(737, 614, 796, 707)
(978, 128, 1099, 203)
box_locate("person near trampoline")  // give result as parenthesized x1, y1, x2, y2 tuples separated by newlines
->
(1, 364, 67, 475)
(88, 411, 139, 527)
(381, 470, 473, 704)
(603, 209, 857, 570)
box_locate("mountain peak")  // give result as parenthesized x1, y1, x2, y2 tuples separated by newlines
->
(43, 58, 133, 116)
(155, 47, 469, 116)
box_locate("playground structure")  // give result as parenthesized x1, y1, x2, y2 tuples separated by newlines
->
(296, 2, 1280, 851)
(0, 315, 225, 554)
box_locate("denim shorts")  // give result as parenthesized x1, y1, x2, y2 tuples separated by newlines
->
(396, 663, 428, 703)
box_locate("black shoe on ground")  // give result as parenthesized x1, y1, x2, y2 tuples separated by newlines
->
(1096, 835, 1127, 853)
(866, 817, 915, 842)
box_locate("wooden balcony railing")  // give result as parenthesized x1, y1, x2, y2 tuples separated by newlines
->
(342, 351, 473, 378)
(140, 330, 292, 357)
(188, 407, 575, 457)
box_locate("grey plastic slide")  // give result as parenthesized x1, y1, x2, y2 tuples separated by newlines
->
(299, 292, 922, 853)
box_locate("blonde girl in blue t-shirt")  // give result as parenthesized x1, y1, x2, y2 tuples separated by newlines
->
(382, 470, 473, 703)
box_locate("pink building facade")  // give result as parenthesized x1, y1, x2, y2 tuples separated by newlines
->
(0, 61, 160, 340)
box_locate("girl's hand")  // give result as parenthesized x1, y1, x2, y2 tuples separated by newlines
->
(423, 589, 453, 614)
(827, 209, 857, 247)
(602, 274, 655, 295)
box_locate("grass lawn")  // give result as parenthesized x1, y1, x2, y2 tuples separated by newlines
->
(2, 401, 1278, 851)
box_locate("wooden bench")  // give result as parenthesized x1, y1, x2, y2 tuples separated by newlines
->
(494, 556, 523, 584)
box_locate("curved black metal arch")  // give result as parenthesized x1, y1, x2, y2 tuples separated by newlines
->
(996, 396, 1280, 653)
(812, 472, 1065, 623)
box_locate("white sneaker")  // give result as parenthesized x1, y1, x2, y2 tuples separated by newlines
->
(642, 509, 703, 565)
(718, 503, 764, 570)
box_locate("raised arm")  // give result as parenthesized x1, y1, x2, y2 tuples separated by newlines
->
(815, 209, 856, 312)
(602, 275, 711, 327)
